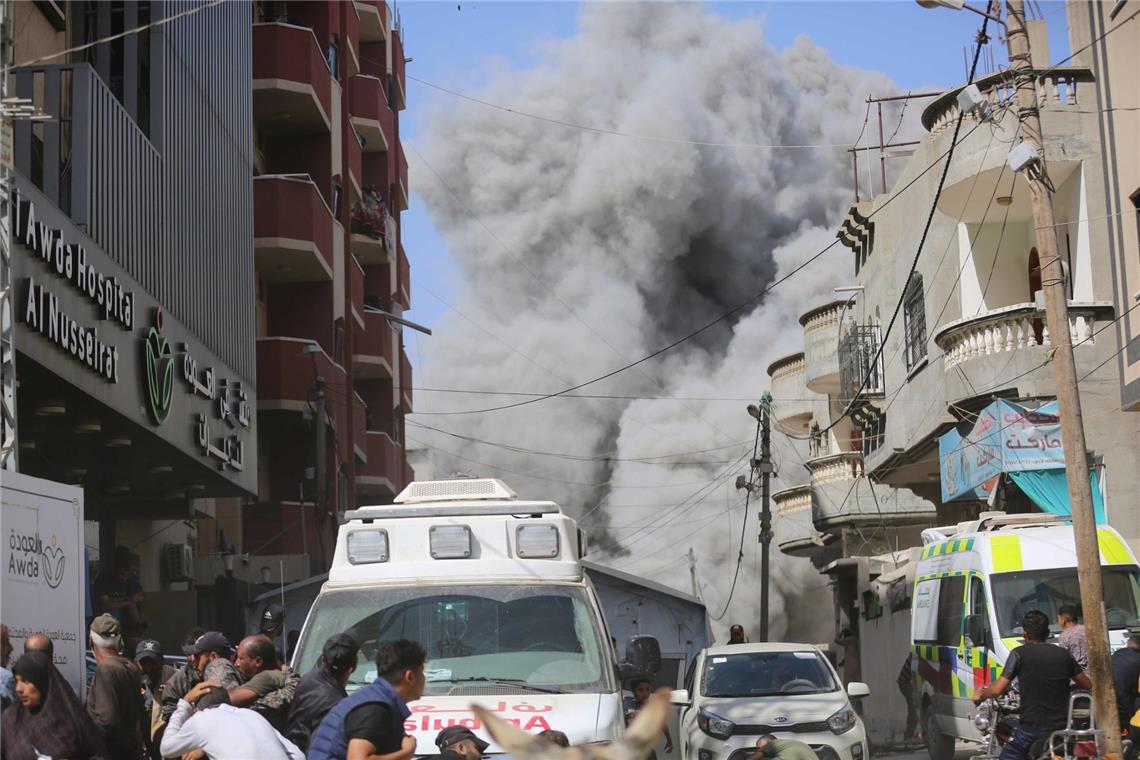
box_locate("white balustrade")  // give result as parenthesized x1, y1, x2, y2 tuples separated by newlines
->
(933, 302, 1109, 370)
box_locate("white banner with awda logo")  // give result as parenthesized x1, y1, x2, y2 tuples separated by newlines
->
(1, 472, 85, 697)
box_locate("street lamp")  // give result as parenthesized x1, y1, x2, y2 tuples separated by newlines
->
(914, 0, 1002, 21)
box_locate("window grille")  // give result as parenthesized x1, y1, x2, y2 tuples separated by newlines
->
(903, 275, 927, 370)
(839, 324, 885, 403)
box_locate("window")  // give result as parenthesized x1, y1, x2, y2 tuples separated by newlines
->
(990, 566, 1140, 637)
(935, 575, 965, 646)
(333, 318, 345, 365)
(700, 650, 839, 698)
(913, 575, 965, 646)
(903, 274, 927, 370)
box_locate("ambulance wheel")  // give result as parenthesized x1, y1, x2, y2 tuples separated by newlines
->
(923, 708, 954, 760)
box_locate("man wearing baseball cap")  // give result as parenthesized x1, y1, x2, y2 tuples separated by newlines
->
(87, 613, 145, 758)
(285, 632, 360, 752)
(136, 639, 175, 759)
(260, 602, 287, 664)
(183, 631, 241, 690)
(436, 725, 490, 760)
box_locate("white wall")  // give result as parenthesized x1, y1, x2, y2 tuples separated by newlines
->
(959, 219, 1033, 315)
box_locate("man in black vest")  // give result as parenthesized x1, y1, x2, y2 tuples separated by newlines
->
(285, 632, 359, 751)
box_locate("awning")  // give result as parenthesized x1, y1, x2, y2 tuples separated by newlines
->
(1008, 469, 1106, 525)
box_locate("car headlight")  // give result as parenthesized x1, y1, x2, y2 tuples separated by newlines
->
(827, 705, 858, 735)
(697, 708, 735, 740)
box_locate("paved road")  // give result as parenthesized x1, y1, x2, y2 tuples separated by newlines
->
(875, 744, 980, 760)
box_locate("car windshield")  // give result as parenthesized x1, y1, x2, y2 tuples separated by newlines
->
(294, 584, 612, 695)
(991, 565, 1140, 637)
(701, 651, 839, 698)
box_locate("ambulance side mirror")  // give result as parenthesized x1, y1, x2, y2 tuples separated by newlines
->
(620, 635, 661, 679)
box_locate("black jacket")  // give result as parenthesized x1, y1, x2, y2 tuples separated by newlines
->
(284, 667, 346, 752)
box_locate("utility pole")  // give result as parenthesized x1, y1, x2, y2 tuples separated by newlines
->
(1003, 0, 1120, 751)
(688, 547, 699, 598)
(751, 392, 775, 642)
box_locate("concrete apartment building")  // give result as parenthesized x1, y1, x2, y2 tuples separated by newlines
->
(764, 3, 1140, 701)
(246, 0, 415, 585)
(5, 0, 258, 646)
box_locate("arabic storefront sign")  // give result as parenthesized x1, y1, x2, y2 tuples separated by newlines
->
(11, 181, 257, 493)
(939, 399, 1063, 502)
(144, 309, 251, 472)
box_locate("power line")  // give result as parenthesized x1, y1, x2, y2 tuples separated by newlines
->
(411, 118, 989, 417)
(408, 74, 858, 151)
(3, 0, 226, 73)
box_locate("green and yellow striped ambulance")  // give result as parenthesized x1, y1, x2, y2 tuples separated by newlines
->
(909, 512, 1139, 760)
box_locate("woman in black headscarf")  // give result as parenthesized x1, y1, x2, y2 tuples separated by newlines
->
(0, 651, 106, 760)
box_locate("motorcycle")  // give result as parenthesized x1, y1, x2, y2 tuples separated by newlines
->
(972, 693, 1021, 760)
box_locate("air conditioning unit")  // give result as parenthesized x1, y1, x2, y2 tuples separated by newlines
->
(162, 543, 194, 582)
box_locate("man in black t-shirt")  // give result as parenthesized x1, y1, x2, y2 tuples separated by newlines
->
(974, 610, 1092, 760)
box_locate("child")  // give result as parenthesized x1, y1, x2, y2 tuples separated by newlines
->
(624, 678, 673, 756)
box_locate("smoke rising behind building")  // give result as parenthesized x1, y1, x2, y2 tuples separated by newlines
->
(411, 3, 900, 642)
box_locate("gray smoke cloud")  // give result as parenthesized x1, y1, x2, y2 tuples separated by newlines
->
(411, 2, 901, 643)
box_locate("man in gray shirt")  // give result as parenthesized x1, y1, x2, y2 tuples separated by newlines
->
(1057, 605, 1088, 671)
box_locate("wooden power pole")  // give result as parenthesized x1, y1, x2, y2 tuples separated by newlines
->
(1003, 0, 1121, 752)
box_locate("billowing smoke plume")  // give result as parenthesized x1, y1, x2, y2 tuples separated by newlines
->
(412, 3, 899, 642)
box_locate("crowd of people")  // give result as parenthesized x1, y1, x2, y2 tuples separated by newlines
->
(0, 610, 599, 760)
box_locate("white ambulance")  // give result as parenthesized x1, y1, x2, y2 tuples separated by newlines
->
(292, 479, 661, 753)
(910, 512, 1140, 760)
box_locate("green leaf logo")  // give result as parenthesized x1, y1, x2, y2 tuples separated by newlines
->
(145, 324, 173, 425)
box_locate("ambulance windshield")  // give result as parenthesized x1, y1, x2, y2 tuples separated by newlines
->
(295, 584, 612, 695)
(991, 565, 1140, 637)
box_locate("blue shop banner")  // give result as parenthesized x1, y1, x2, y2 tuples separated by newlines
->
(939, 399, 1063, 502)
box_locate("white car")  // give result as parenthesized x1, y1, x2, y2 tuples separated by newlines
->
(672, 643, 870, 760)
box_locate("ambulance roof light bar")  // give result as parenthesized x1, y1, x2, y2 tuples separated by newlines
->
(395, 478, 518, 504)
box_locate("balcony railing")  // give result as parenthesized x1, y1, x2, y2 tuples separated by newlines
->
(933, 301, 1114, 370)
(922, 67, 1094, 134)
(838, 323, 885, 404)
(399, 347, 413, 411)
(355, 0, 389, 43)
(800, 300, 847, 394)
(257, 337, 342, 410)
(774, 485, 818, 557)
(349, 75, 393, 154)
(253, 23, 332, 134)
(767, 352, 826, 431)
(807, 450, 936, 531)
(353, 393, 368, 462)
(394, 241, 410, 308)
(396, 142, 409, 211)
(358, 431, 403, 497)
(354, 309, 395, 378)
(350, 256, 365, 327)
(254, 175, 335, 281)
(808, 451, 865, 486)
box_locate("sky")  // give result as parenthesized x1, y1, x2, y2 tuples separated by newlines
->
(396, 0, 1071, 357)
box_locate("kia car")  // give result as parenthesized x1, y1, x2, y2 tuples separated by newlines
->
(672, 643, 869, 760)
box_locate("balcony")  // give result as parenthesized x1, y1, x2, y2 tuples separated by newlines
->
(767, 352, 827, 433)
(254, 175, 335, 281)
(253, 23, 332, 135)
(800, 300, 847, 395)
(344, 4, 361, 78)
(355, 0, 388, 43)
(349, 75, 393, 154)
(396, 141, 409, 211)
(358, 431, 404, 497)
(354, 309, 395, 379)
(350, 256, 365, 329)
(774, 485, 819, 558)
(399, 348, 413, 412)
(394, 241, 411, 308)
(922, 67, 1095, 135)
(808, 451, 935, 532)
(353, 393, 368, 463)
(391, 29, 407, 110)
(257, 338, 341, 412)
(348, 130, 364, 201)
(933, 301, 1114, 370)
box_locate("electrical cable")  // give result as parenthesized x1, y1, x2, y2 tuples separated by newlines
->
(411, 118, 989, 417)
(408, 74, 861, 151)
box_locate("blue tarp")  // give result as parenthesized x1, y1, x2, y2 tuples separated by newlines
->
(1008, 468, 1106, 524)
(939, 399, 1065, 502)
